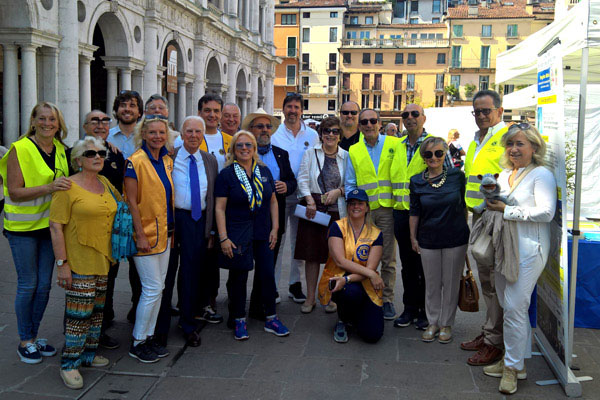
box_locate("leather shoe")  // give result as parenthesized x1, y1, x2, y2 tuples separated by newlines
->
(467, 343, 503, 366)
(460, 333, 485, 351)
(184, 330, 202, 347)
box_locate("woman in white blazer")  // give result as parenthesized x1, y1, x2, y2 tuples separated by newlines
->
(295, 117, 348, 313)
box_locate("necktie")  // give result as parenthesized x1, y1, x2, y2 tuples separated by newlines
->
(189, 155, 202, 221)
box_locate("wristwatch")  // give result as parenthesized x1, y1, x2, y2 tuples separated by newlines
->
(56, 259, 67, 267)
(344, 275, 351, 284)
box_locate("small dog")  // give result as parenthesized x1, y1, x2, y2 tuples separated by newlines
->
(472, 173, 512, 214)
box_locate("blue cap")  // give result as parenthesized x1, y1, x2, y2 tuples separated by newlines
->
(346, 189, 369, 202)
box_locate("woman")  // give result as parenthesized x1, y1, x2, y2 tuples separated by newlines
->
(318, 189, 385, 344)
(408, 137, 470, 344)
(447, 129, 465, 169)
(49, 137, 118, 389)
(483, 123, 556, 395)
(124, 115, 174, 363)
(296, 116, 347, 313)
(0, 102, 71, 364)
(215, 131, 289, 341)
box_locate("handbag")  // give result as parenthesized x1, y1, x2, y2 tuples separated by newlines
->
(104, 180, 137, 261)
(458, 256, 480, 312)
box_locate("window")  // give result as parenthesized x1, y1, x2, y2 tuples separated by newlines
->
(350, 16, 358, 25)
(303, 12, 310, 18)
(407, 74, 415, 90)
(281, 14, 296, 25)
(504, 84, 515, 94)
(436, 33, 443, 39)
(437, 53, 446, 64)
(450, 75, 461, 91)
(360, 31, 370, 39)
(302, 53, 310, 71)
(393, 1, 405, 19)
(361, 94, 370, 109)
(451, 46, 461, 68)
(362, 74, 370, 90)
(287, 37, 297, 57)
(507, 45, 515, 51)
(301, 76, 309, 93)
(482, 25, 492, 37)
(432, 0, 441, 13)
(365, 16, 374, 24)
(395, 53, 404, 64)
(507, 24, 518, 37)
(432, 18, 440, 23)
(286, 65, 296, 85)
(329, 27, 338, 42)
(342, 93, 350, 103)
(302, 28, 310, 43)
(329, 53, 337, 70)
(410, 18, 418, 24)
(375, 53, 383, 64)
(374, 74, 382, 90)
(330, 11, 338, 18)
(328, 100, 336, 111)
(394, 94, 402, 110)
(411, 1, 419, 13)
(343, 53, 352, 64)
(436, 74, 444, 90)
(480, 46, 490, 68)
(347, 31, 357, 39)
(329, 76, 336, 87)
(303, 99, 309, 110)
(435, 95, 444, 107)
(479, 75, 489, 91)
(343, 73, 350, 89)
(394, 74, 403, 90)
(453, 24, 463, 37)
(420, 33, 427, 39)
(373, 95, 381, 110)
(407, 53, 416, 65)
(362, 53, 371, 64)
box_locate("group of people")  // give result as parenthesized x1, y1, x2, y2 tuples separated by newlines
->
(0, 88, 556, 395)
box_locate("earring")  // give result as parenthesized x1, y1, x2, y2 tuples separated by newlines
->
(78, 166, 82, 172)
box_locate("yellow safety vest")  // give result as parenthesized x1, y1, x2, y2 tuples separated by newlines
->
(464, 127, 507, 209)
(348, 136, 397, 210)
(318, 217, 383, 307)
(391, 134, 433, 210)
(0, 137, 69, 232)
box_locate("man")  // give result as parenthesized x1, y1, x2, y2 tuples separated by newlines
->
(338, 101, 360, 151)
(385, 123, 398, 137)
(390, 104, 454, 329)
(145, 94, 169, 118)
(345, 108, 398, 320)
(271, 93, 318, 303)
(461, 90, 506, 367)
(242, 108, 297, 318)
(82, 110, 125, 350)
(221, 103, 242, 136)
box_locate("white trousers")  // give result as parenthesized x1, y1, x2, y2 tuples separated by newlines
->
(274, 196, 302, 289)
(132, 241, 172, 341)
(496, 252, 545, 370)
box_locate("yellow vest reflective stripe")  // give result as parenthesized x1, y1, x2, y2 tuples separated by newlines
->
(0, 137, 69, 232)
(391, 134, 433, 210)
(348, 136, 397, 210)
(318, 217, 383, 307)
(464, 127, 506, 208)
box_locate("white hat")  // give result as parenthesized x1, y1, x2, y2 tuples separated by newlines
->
(241, 108, 281, 131)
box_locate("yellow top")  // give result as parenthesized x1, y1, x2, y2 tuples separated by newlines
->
(50, 176, 119, 276)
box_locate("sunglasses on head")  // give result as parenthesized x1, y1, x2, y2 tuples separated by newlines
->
(341, 110, 358, 116)
(359, 118, 378, 126)
(252, 123, 273, 130)
(235, 142, 253, 149)
(145, 114, 169, 121)
(423, 150, 445, 159)
(120, 90, 140, 97)
(471, 108, 497, 117)
(82, 150, 107, 159)
(508, 122, 532, 132)
(401, 110, 421, 119)
(322, 128, 341, 135)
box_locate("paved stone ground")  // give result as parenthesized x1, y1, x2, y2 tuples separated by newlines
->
(0, 229, 598, 399)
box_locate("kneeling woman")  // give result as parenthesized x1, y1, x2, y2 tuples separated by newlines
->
(318, 189, 385, 343)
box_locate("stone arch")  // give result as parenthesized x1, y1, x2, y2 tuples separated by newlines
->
(205, 55, 224, 96)
(87, 5, 132, 56)
(159, 32, 187, 74)
(0, 0, 38, 29)
(235, 68, 248, 116)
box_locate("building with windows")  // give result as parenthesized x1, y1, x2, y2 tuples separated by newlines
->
(391, 0, 448, 24)
(0, 0, 277, 145)
(274, 4, 301, 117)
(446, 0, 554, 104)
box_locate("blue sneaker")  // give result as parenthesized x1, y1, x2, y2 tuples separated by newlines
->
(35, 338, 57, 357)
(17, 342, 42, 364)
(264, 317, 289, 337)
(234, 319, 249, 341)
(333, 321, 348, 343)
(383, 302, 396, 320)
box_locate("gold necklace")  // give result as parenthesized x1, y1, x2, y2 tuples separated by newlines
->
(424, 167, 447, 188)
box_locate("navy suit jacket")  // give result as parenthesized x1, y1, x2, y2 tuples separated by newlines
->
(272, 145, 297, 235)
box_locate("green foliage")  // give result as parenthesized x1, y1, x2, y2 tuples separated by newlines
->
(565, 138, 576, 200)
(444, 85, 458, 97)
(464, 83, 476, 98)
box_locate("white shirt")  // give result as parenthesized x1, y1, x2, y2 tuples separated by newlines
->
(271, 122, 318, 176)
(204, 131, 227, 172)
(473, 121, 506, 161)
(173, 147, 208, 211)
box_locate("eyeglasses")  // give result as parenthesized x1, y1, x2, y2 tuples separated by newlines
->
(423, 150, 445, 159)
(144, 114, 169, 122)
(401, 111, 421, 119)
(340, 110, 358, 116)
(472, 108, 497, 117)
(86, 117, 112, 126)
(359, 118, 379, 126)
(235, 142, 253, 149)
(322, 128, 341, 136)
(252, 123, 273, 130)
(508, 122, 532, 132)
(82, 150, 108, 158)
(119, 90, 140, 97)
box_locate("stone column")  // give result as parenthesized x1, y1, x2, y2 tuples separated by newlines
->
(143, 17, 158, 99)
(41, 47, 59, 103)
(168, 92, 176, 125)
(193, 43, 208, 105)
(265, 75, 274, 113)
(250, 72, 259, 113)
(20, 45, 39, 134)
(106, 67, 118, 116)
(79, 55, 92, 138)
(2, 44, 19, 144)
(132, 70, 144, 94)
(120, 68, 132, 91)
(58, 0, 79, 144)
(177, 80, 186, 129)
(186, 83, 194, 116)
(226, 60, 239, 104)
(251, 1, 259, 33)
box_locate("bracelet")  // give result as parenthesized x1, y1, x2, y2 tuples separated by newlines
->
(220, 237, 229, 243)
(344, 275, 350, 284)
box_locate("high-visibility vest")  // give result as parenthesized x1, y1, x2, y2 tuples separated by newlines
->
(348, 136, 397, 210)
(464, 126, 507, 209)
(200, 131, 232, 154)
(0, 137, 69, 232)
(318, 217, 383, 307)
(391, 134, 433, 210)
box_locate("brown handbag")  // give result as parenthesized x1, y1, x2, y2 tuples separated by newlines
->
(458, 256, 480, 312)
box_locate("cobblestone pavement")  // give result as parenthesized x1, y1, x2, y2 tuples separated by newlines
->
(0, 230, 598, 399)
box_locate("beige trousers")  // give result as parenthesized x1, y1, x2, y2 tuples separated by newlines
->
(370, 207, 397, 303)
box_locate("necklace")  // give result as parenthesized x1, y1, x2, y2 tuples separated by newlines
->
(31, 136, 54, 156)
(424, 167, 447, 188)
(349, 219, 365, 243)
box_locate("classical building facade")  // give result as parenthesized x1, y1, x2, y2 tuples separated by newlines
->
(273, 4, 300, 118)
(0, 0, 278, 145)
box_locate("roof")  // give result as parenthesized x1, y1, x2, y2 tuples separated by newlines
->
(276, 0, 347, 8)
(447, 0, 552, 19)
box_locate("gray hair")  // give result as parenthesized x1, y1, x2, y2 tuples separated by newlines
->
(145, 94, 169, 111)
(419, 136, 448, 158)
(83, 109, 108, 123)
(70, 136, 106, 171)
(385, 123, 397, 131)
(180, 116, 206, 132)
(223, 103, 241, 112)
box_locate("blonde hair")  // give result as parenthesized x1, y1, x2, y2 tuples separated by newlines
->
(343, 202, 375, 238)
(25, 102, 68, 144)
(500, 124, 547, 169)
(224, 130, 264, 167)
(447, 129, 459, 142)
(70, 136, 106, 171)
(133, 115, 173, 150)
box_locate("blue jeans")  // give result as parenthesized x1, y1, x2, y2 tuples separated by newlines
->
(4, 231, 55, 341)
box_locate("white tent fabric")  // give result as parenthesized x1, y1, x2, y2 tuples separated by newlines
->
(502, 85, 537, 109)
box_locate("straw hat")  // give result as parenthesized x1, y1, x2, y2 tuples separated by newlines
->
(240, 108, 281, 132)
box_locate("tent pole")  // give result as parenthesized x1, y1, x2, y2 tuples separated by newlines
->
(568, 45, 588, 367)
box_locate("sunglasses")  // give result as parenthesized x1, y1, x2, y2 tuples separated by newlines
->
(252, 123, 273, 130)
(340, 110, 358, 116)
(401, 111, 421, 119)
(359, 118, 379, 126)
(86, 117, 112, 125)
(235, 142, 253, 149)
(145, 114, 169, 121)
(423, 150, 445, 159)
(471, 108, 497, 116)
(120, 90, 140, 97)
(322, 128, 341, 135)
(508, 122, 532, 132)
(82, 150, 108, 158)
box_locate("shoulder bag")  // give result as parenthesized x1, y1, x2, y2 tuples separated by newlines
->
(103, 179, 137, 260)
